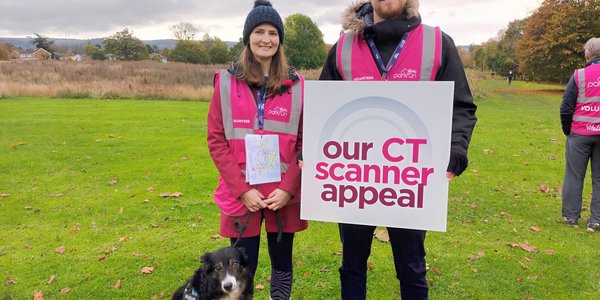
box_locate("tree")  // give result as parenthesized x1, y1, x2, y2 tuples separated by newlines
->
(168, 40, 209, 64)
(284, 14, 327, 69)
(31, 33, 54, 54)
(228, 38, 244, 62)
(0, 43, 11, 60)
(516, 0, 600, 82)
(201, 35, 229, 64)
(85, 42, 106, 60)
(170, 22, 199, 40)
(103, 28, 149, 61)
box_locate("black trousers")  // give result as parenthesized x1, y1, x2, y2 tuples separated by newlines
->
(339, 223, 428, 299)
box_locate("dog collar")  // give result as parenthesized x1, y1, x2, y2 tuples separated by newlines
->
(183, 282, 199, 300)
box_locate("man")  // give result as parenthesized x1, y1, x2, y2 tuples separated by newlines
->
(560, 37, 600, 233)
(319, 0, 477, 299)
(508, 70, 514, 85)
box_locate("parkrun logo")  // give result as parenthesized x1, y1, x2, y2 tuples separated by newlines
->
(588, 77, 600, 88)
(393, 68, 418, 79)
(268, 106, 289, 117)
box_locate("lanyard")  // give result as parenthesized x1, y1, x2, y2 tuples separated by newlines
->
(256, 86, 267, 132)
(366, 32, 409, 80)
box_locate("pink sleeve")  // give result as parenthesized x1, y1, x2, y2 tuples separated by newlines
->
(207, 72, 252, 199)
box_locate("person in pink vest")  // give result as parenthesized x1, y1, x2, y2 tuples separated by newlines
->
(318, 0, 477, 299)
(207, 1, 306, 298)
(560, 37, 600, 233)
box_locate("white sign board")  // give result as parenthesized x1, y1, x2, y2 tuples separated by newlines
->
(301, 81, 454, 232)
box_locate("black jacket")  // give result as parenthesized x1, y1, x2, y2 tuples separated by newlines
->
(319, 5, 477, 176)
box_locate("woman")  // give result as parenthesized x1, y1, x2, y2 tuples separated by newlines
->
(207, 1, 306, 299)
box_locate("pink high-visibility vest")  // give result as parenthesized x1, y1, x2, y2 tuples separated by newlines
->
(336, 24, 442, 81)
(214, 70, 304, 215)
(572, 64, 600, 135)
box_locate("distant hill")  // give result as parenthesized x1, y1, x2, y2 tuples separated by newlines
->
(0, 37, 236, 51)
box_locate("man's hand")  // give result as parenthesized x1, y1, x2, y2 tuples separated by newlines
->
(240, 188, 267, 212)
(263, 188, 292, 211)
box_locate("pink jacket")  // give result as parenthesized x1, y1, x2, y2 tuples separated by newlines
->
(572, 63, 600, 135)
(207, 69, 304, 216)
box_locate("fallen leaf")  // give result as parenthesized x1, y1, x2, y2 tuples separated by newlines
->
(210, 234, 222, 239)
(545, 249, 556, 255)
(50, 193, 64, 198)
(151, 224, 159, 228)
(98, 255, 107, 261)
(60, 287, 71, 294)
(467, 251, 485, 263)
(303, 272, 309, 277)
(516, 278, 524, 282)
(119, 207, 124, 214)
(34, 290, 44, 300)
(374, 228, 390, 242)
(181, 156, 190, 160)
(529, 227, 541, 232)
(146, 187, 155, 192)
(47, 275, 55, 284)
(427, 279, 436, 286)
(367, 261, 374, 273)
(519, 262, 528, 269)
(104, 246, 117, 254)
(113, 279, 122, 289)
(108, 179, 118, 185)
(320, 267, 330, 272)
(70, 226, 79, 235)
(470, 203, 479, 209)
(24, 244, 33, 249)
(255, 284, 265, 291)
(141, 267, 154, 274)
(6, 278, 16, 286)
(431, 268, 442, 275)
(508, 241, 539, 253)
(118, 236, 128, 243)
(524, 256, 533, 262)
(548, 155, 556, 160)
(55, 246, 65, 254)
(0, 194, 10, 198)
(143, 199, 151, 203)
(132, 252, 148, 258)
(519, 242, 539, 253)
(159, 192, 184, 198)
(11, 141, 27, 150)
(539, 185, 550, 193)
(482, 149, 493, 154)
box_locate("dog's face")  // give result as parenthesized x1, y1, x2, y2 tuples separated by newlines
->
(199, 247, 249, 295)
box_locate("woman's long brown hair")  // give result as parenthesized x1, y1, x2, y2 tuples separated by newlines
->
(238, 44, 289, 92)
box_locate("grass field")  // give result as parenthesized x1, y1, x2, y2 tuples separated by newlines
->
(1, 79, 599, 299)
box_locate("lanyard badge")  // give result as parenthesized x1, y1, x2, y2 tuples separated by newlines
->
(366, 32, 409, 80)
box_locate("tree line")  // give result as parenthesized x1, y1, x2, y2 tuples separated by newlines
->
(468, 0, 600, 83)
(1, 14, 327, 70)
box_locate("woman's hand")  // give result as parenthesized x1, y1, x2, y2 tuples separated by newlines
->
(263, 188, 292, 211)
(240, 189, 267, 212)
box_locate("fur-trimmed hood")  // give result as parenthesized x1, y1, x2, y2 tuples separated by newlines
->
(342, 0, 420, 34)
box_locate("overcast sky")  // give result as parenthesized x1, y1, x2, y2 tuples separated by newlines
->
(0, 0, 542, 46)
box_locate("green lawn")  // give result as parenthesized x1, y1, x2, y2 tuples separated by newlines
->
(1, 82, 599, 299)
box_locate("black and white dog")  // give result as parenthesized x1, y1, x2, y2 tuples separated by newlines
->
(172, 247, 253, 300)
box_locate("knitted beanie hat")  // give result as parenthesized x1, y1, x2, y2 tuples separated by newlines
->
(242, 0, 284, 45)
